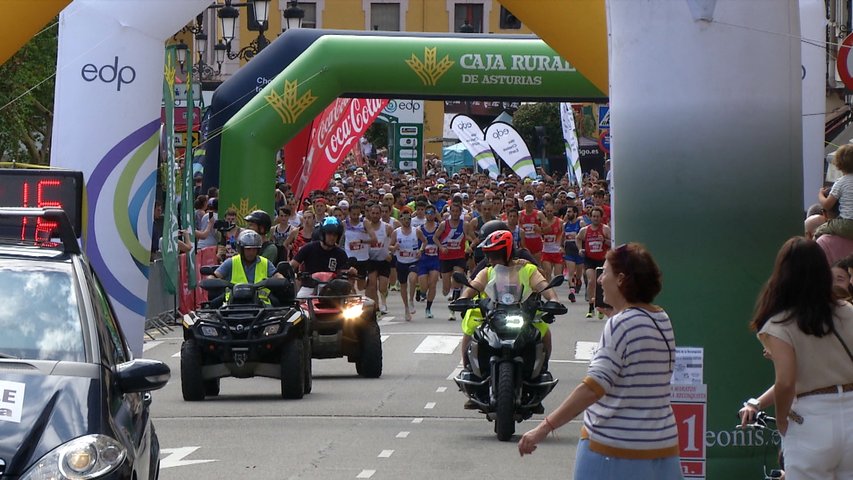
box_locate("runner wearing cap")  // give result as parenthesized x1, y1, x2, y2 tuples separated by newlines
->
(519, 194, 546, 263)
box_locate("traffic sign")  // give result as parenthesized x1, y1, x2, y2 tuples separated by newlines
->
(837, 33, 853, 89)
(598, 129, 610, 155)
(598, 105, 610, 129)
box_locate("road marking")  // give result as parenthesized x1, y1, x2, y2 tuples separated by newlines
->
(575, 341, 598, 360)
(396, 431, 410, 438)
(447, 366, 463, 380)
(381, 335, 389, 343)
(143, 340, 162, 352)
(356, 469, 376, 478)
(436, 386, 447, 393)
(159, 447, 217, 469)
(414, 335, 460, 354)
(172, 351, 181, 358)
(378, 316, 401, 326)
(412, 418, 424, 424)
(378, 449, 394, 458)
(424, 402, 436, 409)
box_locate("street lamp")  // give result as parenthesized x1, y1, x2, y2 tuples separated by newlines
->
(282, 1, 304, 31)
(175, 40, 189, 67)
(217, 0, 273, 61)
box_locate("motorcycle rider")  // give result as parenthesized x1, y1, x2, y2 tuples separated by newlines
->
(458, 230, 558, 393)
(212, 229, 283, 306)
(290, 216, 356, 298)
(244, 209, 278, 263)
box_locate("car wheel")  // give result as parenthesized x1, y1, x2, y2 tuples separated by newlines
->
(280, 339, 305, 399)
(355, 322, 382, 378)
(303, 337, 313, 394)
(204, 378, 220, 396)
(180, 340, 205, 401)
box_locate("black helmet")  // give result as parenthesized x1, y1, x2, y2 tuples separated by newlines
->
(244, 210, 272, 232)
(320, 216, 344, 239)
(479, 219, 510, 239)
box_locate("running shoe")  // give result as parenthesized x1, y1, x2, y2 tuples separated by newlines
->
(568, 289, 576, 303)
(409, 304, 417, 315)
(426, 309, 434, 319)
(448, 312, 455, 321)
(379, 301, 388, 314)
(585, 312, 593, 318)
(405, 312, 412, 322)
(597, 311, 605, 320)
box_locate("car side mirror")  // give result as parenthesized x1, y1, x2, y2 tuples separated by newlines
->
(115, 358, 170, 393)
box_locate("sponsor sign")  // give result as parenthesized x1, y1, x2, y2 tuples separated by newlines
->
(450, 114, 498, 179)
(672, 384, 707, 479)
(485, 121, 535, 179)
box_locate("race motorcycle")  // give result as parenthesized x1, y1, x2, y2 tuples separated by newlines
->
(449, 267, 568, 441)
(298, 270, 382, 378)
(180, 263, 311, 400)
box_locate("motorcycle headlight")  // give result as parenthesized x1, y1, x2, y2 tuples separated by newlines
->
(262, 324, 281, 336)
(21, 434, 126, 480)
(503, 315, 525, 329)
(200, 326, 219, 337)
(342, 299, 364, 320)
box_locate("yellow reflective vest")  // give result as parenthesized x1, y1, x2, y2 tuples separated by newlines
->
(226, 255, 271, 305)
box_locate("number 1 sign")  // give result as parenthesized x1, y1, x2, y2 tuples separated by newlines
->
(672, 384, 707, 479)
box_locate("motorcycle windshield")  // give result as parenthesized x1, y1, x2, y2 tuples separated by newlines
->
(485, 264, 531, 306)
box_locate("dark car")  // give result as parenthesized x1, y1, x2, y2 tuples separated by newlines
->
(0, 207, 170, 479)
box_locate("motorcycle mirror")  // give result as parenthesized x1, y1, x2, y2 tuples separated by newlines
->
(199, 265, 219, 276)
(452, 271, 472, 288)
(545, 275, 565, 290)
(540, 300, 568, 316)
(199, 277, 230, 291)
(276, 261, 295, 279)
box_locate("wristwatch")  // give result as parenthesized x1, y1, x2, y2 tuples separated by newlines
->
(743, 398, 760, 409)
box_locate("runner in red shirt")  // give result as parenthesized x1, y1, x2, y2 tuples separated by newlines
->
(539, 201, 564, 281)
(434, 202, 468, 321)
(519, 194, 547, 263)
(576, 206, 611, 319)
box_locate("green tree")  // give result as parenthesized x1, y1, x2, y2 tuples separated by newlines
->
(0, 25, 58, 165)
(364, 121, 389, 152)
(512, 102, 565, 158)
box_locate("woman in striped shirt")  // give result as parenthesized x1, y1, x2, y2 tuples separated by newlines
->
(518, 243, 682, 480)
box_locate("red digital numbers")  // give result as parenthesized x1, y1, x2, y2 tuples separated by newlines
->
(19, 179, 63, 244)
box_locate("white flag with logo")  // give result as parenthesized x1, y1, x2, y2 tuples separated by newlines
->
(484, 122, 535, 179)
(560, 103, 583, 186)
(450, 114, 499, 179)
(50, 0, 213, 356)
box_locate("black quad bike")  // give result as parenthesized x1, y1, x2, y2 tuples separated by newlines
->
(298, 270, 382, 378)
(449, 268, 568, 441)
(180, 264, 312, 400)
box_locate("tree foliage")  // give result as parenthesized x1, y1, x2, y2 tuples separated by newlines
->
(0, 25, 58, 165)
(512, 102, 565, 157)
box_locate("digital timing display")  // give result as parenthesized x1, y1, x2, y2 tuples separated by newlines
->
(0, 169, 84, 239)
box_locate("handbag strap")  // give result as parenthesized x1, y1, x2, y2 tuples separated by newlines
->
(833, 329, 853, 364)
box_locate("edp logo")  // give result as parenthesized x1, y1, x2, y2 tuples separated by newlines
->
(81, 56, 136, 92)
(491, 128, 510, 139)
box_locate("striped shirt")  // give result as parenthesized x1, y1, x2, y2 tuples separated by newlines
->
(581, 307, 679, 459)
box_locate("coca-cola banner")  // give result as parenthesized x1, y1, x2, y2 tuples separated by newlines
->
(296, 98, 389, 200)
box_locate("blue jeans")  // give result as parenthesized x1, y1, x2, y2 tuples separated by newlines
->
(573, 439, 683, 480)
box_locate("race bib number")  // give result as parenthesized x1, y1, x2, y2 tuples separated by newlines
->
(589, 239, 604, 253)
(566, 232, 577, 242)
(522, 224, 535, 233)
(399, 250, 416, 258)
(425, 245, 438, 256)
(544, 235, 556, 243)
(446, 239, 461, 249)
(349, 241, 363, 251)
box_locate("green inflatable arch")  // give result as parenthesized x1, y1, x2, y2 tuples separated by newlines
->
(218, 35, 606, 215)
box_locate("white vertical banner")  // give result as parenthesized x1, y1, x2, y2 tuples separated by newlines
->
(450, 114, 499, 178)
(50, 0, 213, 356)
(801, 0, 827, 210)
(485, 121, 536, 179)
(560, 102, 583, 186)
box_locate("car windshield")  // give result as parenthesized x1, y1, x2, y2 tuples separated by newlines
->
(485, 264, 532, 305)
(0, 261, 85, 362)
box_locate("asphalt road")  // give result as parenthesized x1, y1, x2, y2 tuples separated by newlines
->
(143, 280, 607, 480)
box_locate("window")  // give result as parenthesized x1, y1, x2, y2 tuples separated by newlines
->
(90, 270, 129, 364)
(498, 6, 521, 29)
(454, 3, 484, 33)
(301, 2, 317, 28)
(371, 3, 400, 31)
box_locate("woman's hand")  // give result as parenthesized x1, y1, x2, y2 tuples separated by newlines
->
(738, 405, 757, 428)
(517, 423, 550, 456)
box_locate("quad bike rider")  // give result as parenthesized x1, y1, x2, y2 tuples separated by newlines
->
(451, 229, 568, 440)
(290, 217, 382, 378)
(180, 229, 311, 400)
